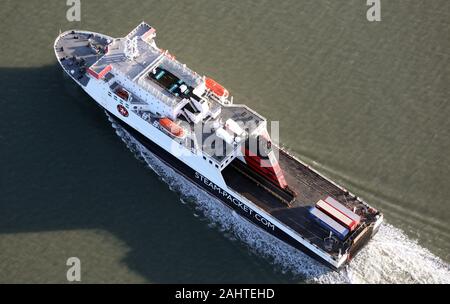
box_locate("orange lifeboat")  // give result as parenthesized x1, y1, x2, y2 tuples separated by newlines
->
(115, 87, 129, 101)
(159, 117, 185, 138)
(205, 77, 229, 98)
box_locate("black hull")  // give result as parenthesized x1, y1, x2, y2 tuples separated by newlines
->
(106, 110, 341, 271)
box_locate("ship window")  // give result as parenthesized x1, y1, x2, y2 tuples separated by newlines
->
(215, 165, 219, 169)
(209, 160, 212, 165)
(203, 156, 206, 160)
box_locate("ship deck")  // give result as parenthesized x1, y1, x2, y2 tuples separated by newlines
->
(54, 31, 111, 86)
(55, 28, 266, 166)
(222, 148, 377, 257)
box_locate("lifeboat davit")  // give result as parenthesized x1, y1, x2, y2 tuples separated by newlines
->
(162, 49, 176, 60)
(205, 77, 229, 98)
(159, 117, 185, 138)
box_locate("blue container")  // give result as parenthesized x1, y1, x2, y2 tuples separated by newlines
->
(309, 207, 349, 240)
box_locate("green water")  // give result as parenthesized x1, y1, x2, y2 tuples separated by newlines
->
(0, 0, 449, 283)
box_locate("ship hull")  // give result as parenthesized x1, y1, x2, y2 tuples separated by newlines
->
(106, 109, 342, 270)
(54, 28, 383, 272)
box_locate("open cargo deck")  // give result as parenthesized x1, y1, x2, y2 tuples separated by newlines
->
(222, 148, 380, 258)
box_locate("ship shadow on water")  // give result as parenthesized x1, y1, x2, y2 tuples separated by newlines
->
(0, 65, 332, 283)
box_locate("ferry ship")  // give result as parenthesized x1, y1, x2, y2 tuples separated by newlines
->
(54, 22, 383, 270)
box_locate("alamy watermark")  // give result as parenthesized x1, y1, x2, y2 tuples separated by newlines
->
(66, 257, 81, 282)
(164, 119, 281, 168)
(66, 0, 81, 22)
(367, 0, 381, 22)
(65, 1, 380, 24)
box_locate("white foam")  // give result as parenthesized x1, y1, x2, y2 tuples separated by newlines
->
(107, 113, 450, 284)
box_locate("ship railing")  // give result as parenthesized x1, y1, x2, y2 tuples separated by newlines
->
(207, 92, 233, 106)
(160, 56, 202, 88)
(341, 223, 369, 251)
(137, 77, 178, 106)
(132, 47, 165, 82)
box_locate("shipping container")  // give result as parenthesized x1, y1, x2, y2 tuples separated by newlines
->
(316, 200, 358, 231)
(325, 196, 361, 223)
(309, 207, 349, 240)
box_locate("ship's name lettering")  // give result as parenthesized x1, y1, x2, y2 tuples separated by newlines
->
(195, 172, 275, 231)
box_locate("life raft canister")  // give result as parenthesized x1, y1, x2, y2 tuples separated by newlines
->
(117, 104, 129, 117)
(205, 77, 229, 98)
(159, 117, 184, 138)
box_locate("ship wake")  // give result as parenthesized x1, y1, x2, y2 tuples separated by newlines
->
(107, 113, 450, 284)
